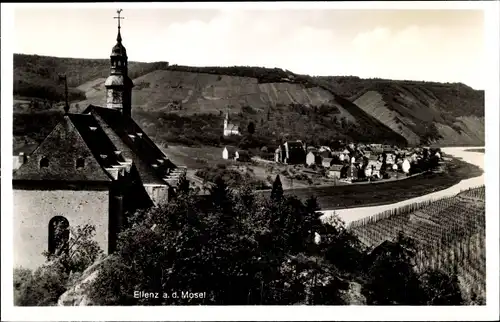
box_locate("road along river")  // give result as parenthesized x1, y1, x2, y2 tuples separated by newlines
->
(320, 147, 485, 226)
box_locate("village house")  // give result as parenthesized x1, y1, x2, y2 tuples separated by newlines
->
(386, 153, 396, 165)
(322, 157, 334, 168)
(364, 165, 373, 178)
(329, 151, 343, 164)
(319, 150, 332, 159)
(222, 146, 237, 160)
(402, 158, 411, 174)
(306, 151, 322, 166)
(328, 164, 344, 179)
(306, 146, 318, 154)
(275, 141, 306, 164)
(13, 17, 186, 269)
(318, 146, 332, 153)
(337, 149, 350, 162)
(235, 150, 251, 162)
(366, 160, 383, 178)
(345, 164, 359, 181)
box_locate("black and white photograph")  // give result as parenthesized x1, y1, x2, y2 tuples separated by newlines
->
(1, 1, 499, 321)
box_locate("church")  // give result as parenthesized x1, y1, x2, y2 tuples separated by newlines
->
(223, 109, 240, 136)
(12, 11, 186, 269)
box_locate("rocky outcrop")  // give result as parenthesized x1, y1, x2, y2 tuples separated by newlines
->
(57, 257, 109, 306)
(353, 89, 485, 146)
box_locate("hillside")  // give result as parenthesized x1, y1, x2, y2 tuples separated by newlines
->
(317, 76, 485, 146)
(13, 54, 484, 151)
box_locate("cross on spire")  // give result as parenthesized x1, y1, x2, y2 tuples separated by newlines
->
(114, 9, 124, 29)
(114, 9, 124, 42)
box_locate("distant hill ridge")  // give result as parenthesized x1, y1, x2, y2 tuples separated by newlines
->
(13, 53, 484, 148)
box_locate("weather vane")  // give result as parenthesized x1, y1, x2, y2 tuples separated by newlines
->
(114, 9, 124, 29)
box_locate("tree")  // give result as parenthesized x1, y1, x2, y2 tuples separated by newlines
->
(14, 265, 68, 306)
(419, 269, 464, 305)
(43, 223, 104, 274)
(175, 171, 191, 196)
(363, 233, 425, 305)
(14, 223, 103, 306)
(270, 175, 284, 201)
(247, 121, 255, 135)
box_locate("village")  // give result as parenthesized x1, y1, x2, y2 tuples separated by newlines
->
(221, 140, 442, 187)
(212, 109, 444, 190)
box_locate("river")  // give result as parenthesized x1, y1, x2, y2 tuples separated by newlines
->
(320, 147, 485, 225)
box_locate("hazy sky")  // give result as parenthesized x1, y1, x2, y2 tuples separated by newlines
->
(13, 6, 485, 89)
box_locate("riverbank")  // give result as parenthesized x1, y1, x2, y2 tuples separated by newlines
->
(257, 153, 483, 210)
(321, 147, 485, 224)
(465, 148, 484, 153)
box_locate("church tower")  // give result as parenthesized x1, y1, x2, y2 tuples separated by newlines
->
(224, 109, 229, 132)
(105, 9, 134, 117)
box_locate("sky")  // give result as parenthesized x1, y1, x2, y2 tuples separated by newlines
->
(13, 5, 485, 89)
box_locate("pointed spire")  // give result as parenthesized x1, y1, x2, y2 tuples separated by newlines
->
(117, 28, 122, 43)
(114, 9, 124, 43)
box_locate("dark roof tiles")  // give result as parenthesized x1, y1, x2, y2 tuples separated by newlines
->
(13, 116, 112, 182)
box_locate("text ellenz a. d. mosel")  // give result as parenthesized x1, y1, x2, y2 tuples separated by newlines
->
(134, 290, 206, 299)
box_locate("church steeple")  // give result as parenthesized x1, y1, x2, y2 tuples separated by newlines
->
(105, 9, 134, 117)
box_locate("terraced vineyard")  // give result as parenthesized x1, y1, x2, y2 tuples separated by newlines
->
(349, 186, 486, 304)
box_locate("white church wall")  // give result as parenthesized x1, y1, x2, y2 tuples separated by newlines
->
(13, 189, 110, 270)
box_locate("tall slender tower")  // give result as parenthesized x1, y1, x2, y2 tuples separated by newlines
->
(105, 9, 134, 117)
(224, 107, 229, 133)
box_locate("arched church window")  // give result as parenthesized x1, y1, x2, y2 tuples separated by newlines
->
(40, 157, 49, 168)
(48, 216, 70, 256)
(76, 158, 85, 169)
(117, 60, 121, 66)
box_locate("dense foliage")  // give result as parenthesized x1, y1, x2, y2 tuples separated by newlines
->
(166, 64, 316, 87)
(194, 163, 270, 190)
(13, 54, 169, 102)
(80, 176, 464, 305)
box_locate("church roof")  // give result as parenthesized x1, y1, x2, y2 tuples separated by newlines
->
(13, 115, 114, 182)
(105, 75, 127, 86)
(111, 42, 127, 57)
(14, 106, 177, 186)
(111, 29, 127, 57)
(83, 105, 175, 185)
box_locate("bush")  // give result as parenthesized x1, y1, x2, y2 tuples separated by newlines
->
(13, 223, 103, 306)
(14, 265, 68, 306)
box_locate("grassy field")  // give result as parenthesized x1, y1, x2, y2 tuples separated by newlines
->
(348, 186, 486, 304)
(161, 145, 312, 189)
(256, 155, 483, 210)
